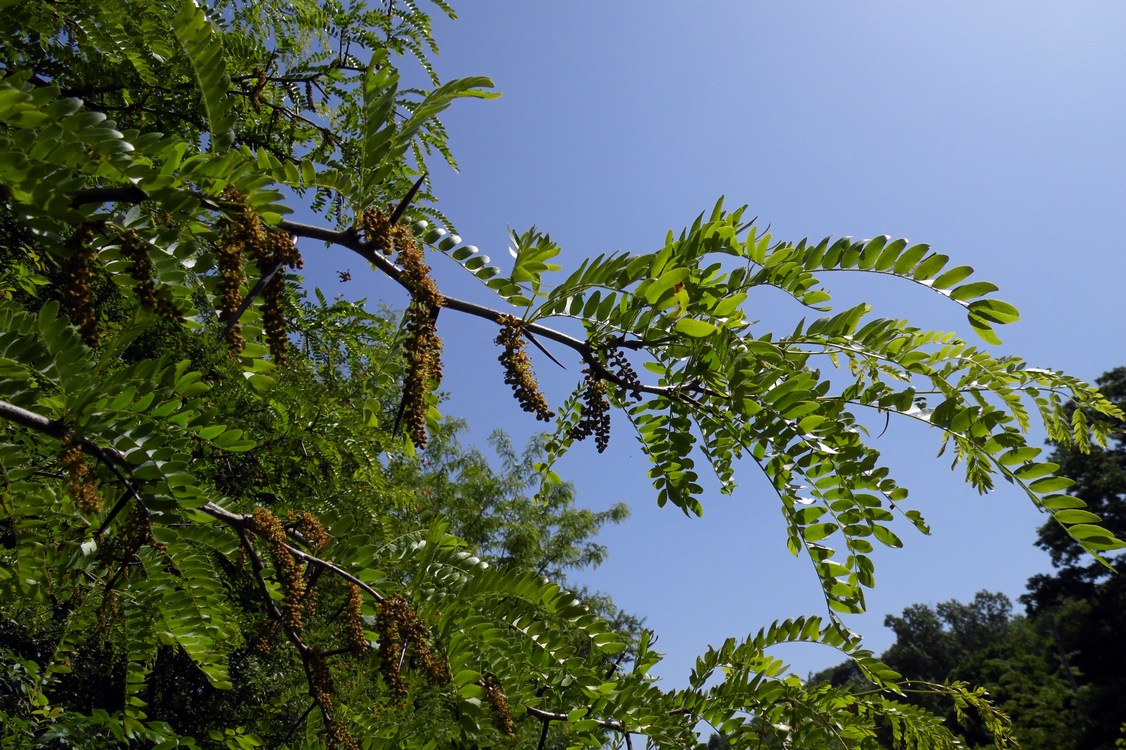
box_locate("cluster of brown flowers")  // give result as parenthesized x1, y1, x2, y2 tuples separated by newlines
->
(569, 367, 612, 453)
(120, 229, 179, 321)
(216, 188, 255, 350)
(252, 231, 302, 365)
(397, 235, 443, 450)
(309, 649, 360, 750)
(357, 207, 402, 256)
(482, 674, 515, 738)
(251, 619, 274, 656)
(217, 189, 303, 359)
(251, 507, 306, 631)
(344, 582, 368, 657)
(357, 209, 445, 448)
(375, 594, 449, 700)
(59, 433, 102, 513)
(289, 510, 329, 550)
(495, 315, 554, 422)
(64, 225, 100, 347)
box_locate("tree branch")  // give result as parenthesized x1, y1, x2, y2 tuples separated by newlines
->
(277, 218, 713, 401)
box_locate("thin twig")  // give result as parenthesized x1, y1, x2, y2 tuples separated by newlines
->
(280, 700, 318, 746)
(222, 259, 282, 336)
(523, 329, 567, 370)
(387, 172, 427, 226)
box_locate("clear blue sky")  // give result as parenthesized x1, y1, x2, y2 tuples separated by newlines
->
(308, 2, 1126, 682)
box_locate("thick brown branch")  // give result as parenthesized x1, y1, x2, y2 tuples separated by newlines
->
(52, 183, 720, 403)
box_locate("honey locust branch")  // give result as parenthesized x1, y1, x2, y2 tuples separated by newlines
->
(276, 218, 717, 401)
(61, 185, 719, 402)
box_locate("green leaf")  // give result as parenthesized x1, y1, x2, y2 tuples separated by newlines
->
(171, 0, 235, 151)
(932, 265, 974, 289)
(968, 298, 1020, 324)
(1015, 462, 1060, 481)
(912, 253, 948, 280)
(1029, 476, 1075, 494)
(644, 268, 690, 305)
(1052, 509, 1101, 524)
(948, 281, 999, 302)
(674, 318, 717, 338)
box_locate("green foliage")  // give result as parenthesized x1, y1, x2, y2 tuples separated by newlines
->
(0, 1, 1121, 748)
(814, 370, 1126, 749)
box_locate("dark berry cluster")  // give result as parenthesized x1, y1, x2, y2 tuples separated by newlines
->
(121, 230, 179, 321)
(495, 315, 554, 421)
(376, 594, 449, 701)
(607, 346, 643, 400)
(569, 368, 612, 453)
(396, 231, 444, 449)
(60, 433, 102, 513)
(64, 226, 100, 347)
(251, 507, 306, 631)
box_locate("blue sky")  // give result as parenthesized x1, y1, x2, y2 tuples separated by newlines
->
(308, 3, 1126, 682)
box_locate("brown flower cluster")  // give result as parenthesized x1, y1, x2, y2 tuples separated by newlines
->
(569, 367, 611, 453)
(252, 619, 274, 656)
(251, 507, 306, 631)
(357, 207, 406, 256)
(217, 188, 254, 350)
(120, 230, 179, 321)
(59, 433, 102, 513)
(64, 225, 100, 347)
(344, 582, 368, 657)
(309, 649, 359, 750)
(396, 231, 443, 450)
(289, 510, 329, 550)
(495, 315, 554, 422)
(376, 594, 449, 700)
(98, 503, 154, 570)
(218, 189, 303, 361)
(483, 674, 515, 738)
(251, 231, 302, 365)
(357, 209, 444, 447)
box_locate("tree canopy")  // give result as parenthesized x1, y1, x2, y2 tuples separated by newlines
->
(0, 1, 1123, 748)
